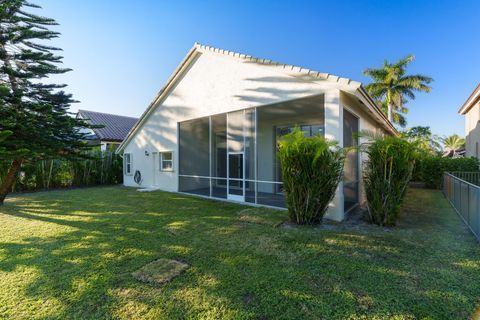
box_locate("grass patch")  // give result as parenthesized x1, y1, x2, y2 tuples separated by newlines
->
(132, 258, 189, 285)
(0, 186, 478, 319)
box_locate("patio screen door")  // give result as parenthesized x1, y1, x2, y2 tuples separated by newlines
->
(228, 152, 244, 202)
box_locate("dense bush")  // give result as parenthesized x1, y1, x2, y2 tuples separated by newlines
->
(0, 150, 122, 193)
(417, 156, 479, 189)
(363, 136, 417, 226)
(278, 129, 345, 225)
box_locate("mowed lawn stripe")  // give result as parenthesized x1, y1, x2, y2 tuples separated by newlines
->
(0, 186, 478, 319)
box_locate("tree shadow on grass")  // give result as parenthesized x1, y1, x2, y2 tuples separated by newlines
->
(0, 187, 478, 319)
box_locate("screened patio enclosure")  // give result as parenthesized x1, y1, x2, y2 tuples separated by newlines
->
(178, 94, 359, 211)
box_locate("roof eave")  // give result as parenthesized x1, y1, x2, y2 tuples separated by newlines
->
(356, 86, 399, 136)
(116, 43, 201, 153)
(458, 84, 480, 115)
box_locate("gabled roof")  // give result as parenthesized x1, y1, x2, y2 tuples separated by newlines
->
(195, 43, 362, 86)
(458, 83, 480, 115)
(78, 109, 138, 142)
(117, 43, 396, 152)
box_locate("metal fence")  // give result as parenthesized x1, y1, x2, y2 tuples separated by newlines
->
(443, 172, 480, 241)
(449, 171, 480, 186)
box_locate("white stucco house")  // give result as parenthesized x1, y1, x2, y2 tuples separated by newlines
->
(117, 43, 397, 221)
(458, 83, 480, 159)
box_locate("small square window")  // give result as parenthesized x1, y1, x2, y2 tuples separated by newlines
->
(160, 152, 173, 172)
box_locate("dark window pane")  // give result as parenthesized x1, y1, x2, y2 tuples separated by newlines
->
(245, 108, 255, 180)
(179, 176, 210, 196)
(211, 114, 227, 178)
(179, 118, 210, 176)
(256, 182, 285, 208)
(343, 109, 359, 210)
(162, 160, 173, 171)
(228, 153, 243, 179)
(162, 152, 172, 161)
(245, 180, 255, 204)
(211, 178, 227, 199)
(228, 180, 243, 196)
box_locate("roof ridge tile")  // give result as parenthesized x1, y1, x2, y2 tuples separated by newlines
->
(195, 42, 360, 86)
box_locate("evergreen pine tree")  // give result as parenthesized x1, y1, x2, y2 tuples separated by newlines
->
(0, 0, 90, 204)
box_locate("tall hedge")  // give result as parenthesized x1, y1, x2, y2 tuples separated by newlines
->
(363, 136, 417, 226)
(0, 150, 122, 193)
(417, 156, 479, 189)
(278, 129, 345, 225)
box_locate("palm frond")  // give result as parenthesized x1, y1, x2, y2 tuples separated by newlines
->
(363, 68, 388, 82)
(441, 134, 465, 151)
(364, 83, 388, 98)
(395, 87, 416, 100)
(356, 129, 384, 142)
(399, 74, 433, 85)
(394, 54, 415, 69)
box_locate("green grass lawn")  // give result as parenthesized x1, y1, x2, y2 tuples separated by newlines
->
(0, 187, 478, 319)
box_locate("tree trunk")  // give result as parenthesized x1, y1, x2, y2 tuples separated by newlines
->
(46, 159, 54, 189)
(0, 159, 23, 205)
(387, 103, 393, 123)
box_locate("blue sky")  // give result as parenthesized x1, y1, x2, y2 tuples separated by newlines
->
(39, 0, 480, 136)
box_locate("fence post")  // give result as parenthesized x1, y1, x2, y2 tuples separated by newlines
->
(467, 183, 470, 225)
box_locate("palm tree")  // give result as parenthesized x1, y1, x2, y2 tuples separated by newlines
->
(378, 101, 408, 127)
(363, 55, 433, 126)
(442, 134, 465, 156)
(402, 126, 441, 154)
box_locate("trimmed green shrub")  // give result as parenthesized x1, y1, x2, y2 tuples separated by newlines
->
(278, 129, 345, 225)
(363, 136, 417, 226)
(419, 156, 479, 189)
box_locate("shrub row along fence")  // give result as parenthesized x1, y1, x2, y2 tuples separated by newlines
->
(443, 172, 480, 241)
(413, 156, 480, 189)
(0, 150, 123, 193)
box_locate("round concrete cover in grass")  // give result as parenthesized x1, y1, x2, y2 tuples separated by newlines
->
(132, 259, 189, 285)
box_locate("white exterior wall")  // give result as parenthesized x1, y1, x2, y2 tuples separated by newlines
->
(122, 49, 392, 221)
(465, 103, 480, 158)
(324, 89, 344, 220)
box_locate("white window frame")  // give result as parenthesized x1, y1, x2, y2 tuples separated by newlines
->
(124, 153, 132, 175)
(159, 151, 174, 172)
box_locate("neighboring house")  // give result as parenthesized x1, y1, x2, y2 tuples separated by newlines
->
(77, 110, 138, 151)
(458, 84, 480, 159)
(442, 148, 466, 158)
(117, 43, 397, 221)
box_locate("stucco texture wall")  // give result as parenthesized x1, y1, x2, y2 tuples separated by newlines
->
(465, 104, 480, 158)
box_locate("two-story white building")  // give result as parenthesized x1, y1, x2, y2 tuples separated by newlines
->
(459, 84, 480, 159)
